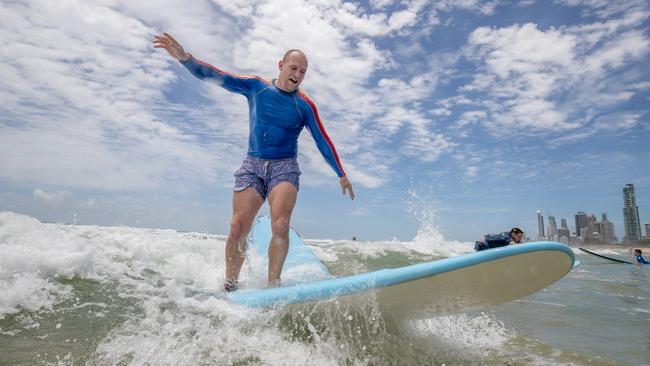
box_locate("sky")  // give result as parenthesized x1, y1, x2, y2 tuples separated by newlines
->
(1, 0, 649, 242)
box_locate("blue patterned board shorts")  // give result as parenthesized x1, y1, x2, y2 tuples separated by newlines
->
(233, 156, 301, 199)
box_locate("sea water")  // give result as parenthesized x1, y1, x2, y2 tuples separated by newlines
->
(0, 211, 648, 365)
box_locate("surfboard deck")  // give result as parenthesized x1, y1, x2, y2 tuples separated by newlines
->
(217, 217, 577, 317)
(578, 247, 634, 264)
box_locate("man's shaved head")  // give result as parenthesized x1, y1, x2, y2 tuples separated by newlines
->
(282, 49, 307, 63)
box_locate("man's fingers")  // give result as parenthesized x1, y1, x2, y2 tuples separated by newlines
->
(153, 35, 170, 45)
(153, 43, 171, 51)
(152, 36, 169, 47)
(163, 32, 181, 46)
(341, 182, 355, 200)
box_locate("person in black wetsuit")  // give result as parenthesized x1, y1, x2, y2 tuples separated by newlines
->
(475, 228, 524, 252)
(633, 249, 649, 264)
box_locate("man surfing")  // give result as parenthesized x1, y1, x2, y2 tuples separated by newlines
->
(153, 33, 355, 291)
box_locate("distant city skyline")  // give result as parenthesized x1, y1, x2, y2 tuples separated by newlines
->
(537, 184, 646, 245)
(537, 209, 618, 245)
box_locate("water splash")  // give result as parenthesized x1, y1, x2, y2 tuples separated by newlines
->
(405, 187, 472, 256)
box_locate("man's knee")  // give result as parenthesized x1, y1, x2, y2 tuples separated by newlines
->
(271, 216, 290, 237)
(229, 216, 252, 239)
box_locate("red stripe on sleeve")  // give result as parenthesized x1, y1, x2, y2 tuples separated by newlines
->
(190, 55, 269, 83)
(299, 91, 345, 176)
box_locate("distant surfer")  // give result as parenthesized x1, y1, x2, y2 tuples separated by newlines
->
(633, 249, 649, 264)
(153, 33, 355, 292)
(474, 228, 524, 251)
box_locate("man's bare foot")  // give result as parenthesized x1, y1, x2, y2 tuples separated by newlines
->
(269, 279, 282, 288)
(224, 279, 238, 292)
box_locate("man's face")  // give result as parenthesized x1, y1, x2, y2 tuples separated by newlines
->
(512, 232, 523, 243)
(278, 52, 308, 91)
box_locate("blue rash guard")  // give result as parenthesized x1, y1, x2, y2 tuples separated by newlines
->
(636, 255, 649, 264)
(179, 54, 345, 177)
(474, 232, 513, 252)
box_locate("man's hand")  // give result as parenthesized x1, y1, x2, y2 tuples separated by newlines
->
(153, 32, 190, 61)
(340, 175, 355, 200)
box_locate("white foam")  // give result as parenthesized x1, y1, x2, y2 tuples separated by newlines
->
(0, 211, 232, 318)
(632, 307, 650, 314)
(94, 295, 340, 365)
(409, 313, 512, 358)
(0, 212, 90, 316)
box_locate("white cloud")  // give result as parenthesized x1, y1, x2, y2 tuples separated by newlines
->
(370, 0, 397, 9)
(457, 8, 649, 139)
(549, 111, 643, 145)
(594, 112, 642, 130)
(583, 30, 649, 73)
(0, 0, 237, 192)
(454, 111, 487, 130)
(33, 189, 72, 204)
(465, 166, 479, 177)
(463, 23, 579, 132)
(345, 206, 371, 216)
(556, 0, 647, 19)
(324, 0, 430, 37)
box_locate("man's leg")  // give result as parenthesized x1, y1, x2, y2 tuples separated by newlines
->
(267, 182, 298, 285)
(225, 188, 264, 285)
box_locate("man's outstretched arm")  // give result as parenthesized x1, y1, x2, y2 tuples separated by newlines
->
(153, 32, 256, 95)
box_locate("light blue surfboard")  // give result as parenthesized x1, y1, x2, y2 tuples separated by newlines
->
(226, 217, 577, 318)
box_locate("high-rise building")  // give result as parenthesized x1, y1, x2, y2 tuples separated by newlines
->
(537, 210, 545, 240)
(586, 214, 600, 242)
(548, 215, 558, 241)
(575, 211, 587, 238)
(599, 213, 616, 243)
(558, 226, 571, 244)
(623, 184, 642, 242)
(557, 218, 572, 244)
(645, 221, 650, 239)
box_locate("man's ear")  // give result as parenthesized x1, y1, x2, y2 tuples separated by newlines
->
(278, 60, 283, 71)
